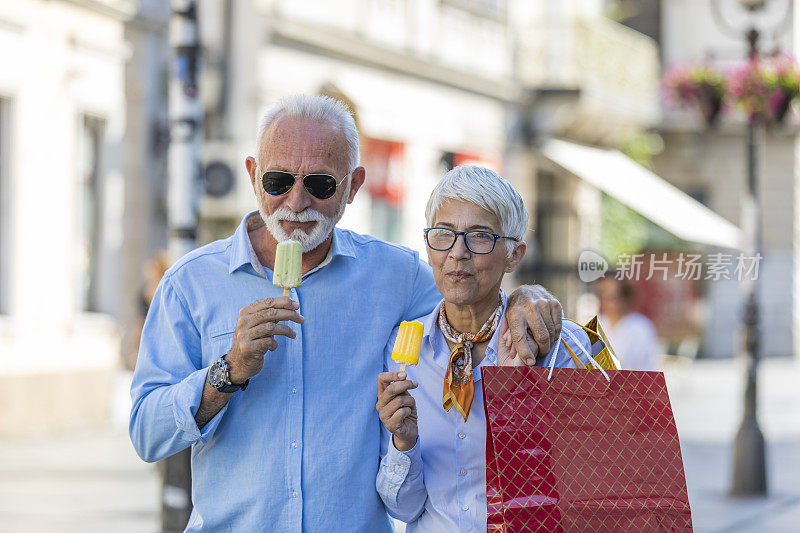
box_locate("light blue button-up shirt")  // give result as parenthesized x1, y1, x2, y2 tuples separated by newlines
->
(376, 296, 591, 532)
(129, 212, 441, 532)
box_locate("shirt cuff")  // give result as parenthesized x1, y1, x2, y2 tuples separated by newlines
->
(171, 366, 231, 444)
(389, 436, 421, 468)
(382, 437, 422, 498)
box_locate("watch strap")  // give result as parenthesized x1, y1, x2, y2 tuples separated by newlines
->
(216, 380, 248, 393)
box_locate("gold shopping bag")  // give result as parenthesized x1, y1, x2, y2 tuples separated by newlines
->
(559, 316, 621, 371)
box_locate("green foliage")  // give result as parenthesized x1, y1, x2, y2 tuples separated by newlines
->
(600, 194, 648, 263)
(619, 132, 664, 169)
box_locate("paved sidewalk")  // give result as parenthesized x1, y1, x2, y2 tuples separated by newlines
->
(682, 440, 800, 533)
(0, 359, 797, 532)
(0, 428, 160, 532)
(665, 357, 800, 533)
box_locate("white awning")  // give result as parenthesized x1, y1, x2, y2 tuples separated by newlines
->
(541, 139, 743, 250)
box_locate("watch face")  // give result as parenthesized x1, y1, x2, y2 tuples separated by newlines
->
(209, 360, 228, 388)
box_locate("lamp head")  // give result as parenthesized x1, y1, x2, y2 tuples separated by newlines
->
(739, 0, 767, 11)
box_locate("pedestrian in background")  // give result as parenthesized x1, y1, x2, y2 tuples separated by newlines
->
(596, 276, 660, 371)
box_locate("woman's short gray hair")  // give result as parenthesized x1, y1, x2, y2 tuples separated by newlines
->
(425, 165, 529, 256)
(256, 94, 360, 173)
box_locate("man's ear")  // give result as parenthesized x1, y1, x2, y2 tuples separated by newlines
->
(347, 166, 366, 203)
(504, 241, 527, 273)
(246, 156, 258, 191)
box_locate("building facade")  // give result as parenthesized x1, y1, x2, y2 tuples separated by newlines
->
(0, 0, 139, 434)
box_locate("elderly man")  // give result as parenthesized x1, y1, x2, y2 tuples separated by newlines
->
(130, 94, 563, 532)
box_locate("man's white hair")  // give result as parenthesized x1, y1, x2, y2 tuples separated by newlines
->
(425, 165, 528, 256)
(256, 94, 360, 173)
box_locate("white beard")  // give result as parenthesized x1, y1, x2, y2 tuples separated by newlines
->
(259, 179, 351, 253)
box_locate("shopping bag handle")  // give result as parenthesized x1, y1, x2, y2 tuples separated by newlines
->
(563, 317, 622, 369)
(561, 338, 587, 369)
(547, 327, 611, 383)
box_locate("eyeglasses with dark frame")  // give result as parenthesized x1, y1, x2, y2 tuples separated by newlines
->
(261, 170, 350, 200)
(423, 227, 519, 255)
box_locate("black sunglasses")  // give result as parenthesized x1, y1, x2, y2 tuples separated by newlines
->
(261, 170, 349, 200)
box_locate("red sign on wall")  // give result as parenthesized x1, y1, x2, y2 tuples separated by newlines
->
(363, 138, 405, 207)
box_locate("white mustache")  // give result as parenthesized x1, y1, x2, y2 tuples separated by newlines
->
(272, 207, 326, 223)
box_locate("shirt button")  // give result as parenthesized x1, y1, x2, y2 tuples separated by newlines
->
(462, 504, 470, 511)
(292, 491, 298, 498)
(291, 441, 298, 448)
(460, 468, 467, 476)
(292, 386, 297, 394)
(458, 432, 466, 439)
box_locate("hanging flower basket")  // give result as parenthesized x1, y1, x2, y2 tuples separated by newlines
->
(728, 57, 772, 123)
(764, 54, 800, 124)
(728, 54, 800, 124)
(662, 64, 727, 126)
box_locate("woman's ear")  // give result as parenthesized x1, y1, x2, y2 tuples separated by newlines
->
(504, 241, 527, 273)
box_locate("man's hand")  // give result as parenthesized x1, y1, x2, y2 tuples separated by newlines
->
(376, 371, 419, 452)
(505, 285, 562, 367)
(226, 297, 304, 383)
(497, 314, 524, 367)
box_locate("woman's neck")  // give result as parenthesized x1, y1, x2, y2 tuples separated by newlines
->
(443, 292, 501, 335)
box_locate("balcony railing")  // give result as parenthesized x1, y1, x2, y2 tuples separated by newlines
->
(273, 0, 514, 85)
(518, 16, 661, 128)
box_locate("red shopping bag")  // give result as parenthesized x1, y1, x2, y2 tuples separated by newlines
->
(483, 367, 692, 532)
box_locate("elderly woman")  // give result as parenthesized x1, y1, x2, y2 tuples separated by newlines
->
(375, 166, 590, 532)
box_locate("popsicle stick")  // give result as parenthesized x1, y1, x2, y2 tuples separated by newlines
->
(283, 287, 290, 297)
(400, 362, 407, 373)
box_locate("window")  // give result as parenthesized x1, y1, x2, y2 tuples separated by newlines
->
(534, 171, 574, 267)
(520, 171, 579, 310)
(0, 99, 9, 315)
(78, 115, 106, 313)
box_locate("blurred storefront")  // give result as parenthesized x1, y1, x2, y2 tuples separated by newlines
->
(0, 0, 144, 435)
(507, 2, 666, 321)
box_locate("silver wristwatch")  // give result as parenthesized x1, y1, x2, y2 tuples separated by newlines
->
(208, 356, 249, 393)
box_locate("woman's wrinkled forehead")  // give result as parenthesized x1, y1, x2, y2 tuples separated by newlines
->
(432, 199, 501, 231)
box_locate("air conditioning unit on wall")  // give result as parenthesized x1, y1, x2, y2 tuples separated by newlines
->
(199, 141, 244, 219)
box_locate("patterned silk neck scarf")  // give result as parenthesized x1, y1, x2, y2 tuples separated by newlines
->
(440, 291, 505, 422)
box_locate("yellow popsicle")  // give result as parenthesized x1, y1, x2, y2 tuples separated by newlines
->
(273, 240, 302, 296)
(391, 320, 424, 372)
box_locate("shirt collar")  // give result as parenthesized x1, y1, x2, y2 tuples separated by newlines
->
(228, 211, 356, 276)
(424, 291, 508, 377)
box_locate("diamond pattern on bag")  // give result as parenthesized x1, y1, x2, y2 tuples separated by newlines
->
(483, 367, 693, 532)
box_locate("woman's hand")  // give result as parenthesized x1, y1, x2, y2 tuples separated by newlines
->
(376, 371, 419, 451)
(497, 316, 525, 367)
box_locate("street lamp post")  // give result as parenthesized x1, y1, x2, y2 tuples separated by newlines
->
(162, 0, 202, 530)
(710, 0, 792, 496)
(735, 27, 766, 495)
